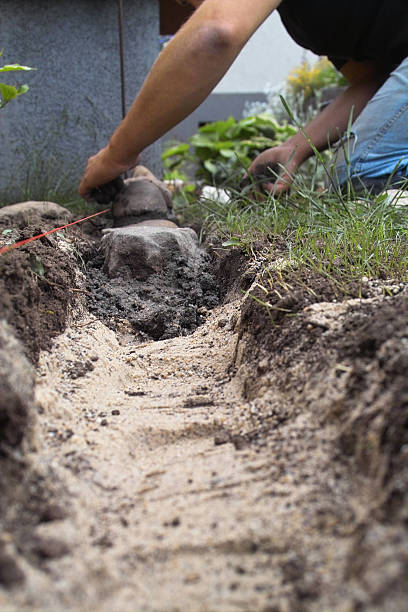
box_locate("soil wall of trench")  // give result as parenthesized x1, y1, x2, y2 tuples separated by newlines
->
(0, 211, 407, 611)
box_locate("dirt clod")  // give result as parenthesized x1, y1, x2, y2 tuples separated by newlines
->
(0, 219, 80, 362)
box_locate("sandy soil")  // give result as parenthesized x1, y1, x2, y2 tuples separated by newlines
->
(1, 302, 352, 612)
(1, 213, 407, 612)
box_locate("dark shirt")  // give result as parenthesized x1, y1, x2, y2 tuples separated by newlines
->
(277, 0, 408, 70)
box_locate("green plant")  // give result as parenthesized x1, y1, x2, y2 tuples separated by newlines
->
(0, 51, 35, 109)
(245, 56, 347, 125)
(163, 115, 296, 187)
(286, 57, 347, 101)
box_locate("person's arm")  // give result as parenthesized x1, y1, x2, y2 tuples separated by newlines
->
(79, 0, 282, 199)
(249, 59, 388, 194)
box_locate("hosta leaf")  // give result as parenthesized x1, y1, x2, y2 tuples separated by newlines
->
(203, 159, 219, 175)
(199, 116, 235, 137)
(162, 143, 189, 159)
(190, 134, 217, 147)
(219, 148, 236, 158)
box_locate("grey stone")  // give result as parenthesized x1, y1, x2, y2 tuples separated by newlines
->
(0, 201, 73, 224)
(101, 225, 199, 280)
(132, 219, 178, 228)
(0, 0, 161, 202)
(112, 177, 173, 227)
(0, 320, 35, 448)
(132, 166, 173, 210)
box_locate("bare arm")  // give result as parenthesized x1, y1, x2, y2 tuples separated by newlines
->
(249, 59, 388, 194)
(79, 0, 282, 198)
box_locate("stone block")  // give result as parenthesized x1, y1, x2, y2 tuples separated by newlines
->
(112, 176, 173, 227)
(0, 201, 73, 224)
(101, 225, 199, 280)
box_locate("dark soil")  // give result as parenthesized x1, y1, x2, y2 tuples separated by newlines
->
(83, 246, 220, 340)
(0, 218, 80, 363)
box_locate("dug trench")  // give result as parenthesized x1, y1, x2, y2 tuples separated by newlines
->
(0, 207, 407, 612)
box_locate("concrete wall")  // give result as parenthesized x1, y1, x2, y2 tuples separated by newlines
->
(0, 0, 160, 202)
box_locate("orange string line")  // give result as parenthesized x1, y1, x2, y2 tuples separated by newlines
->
(0, 208, 109, 256)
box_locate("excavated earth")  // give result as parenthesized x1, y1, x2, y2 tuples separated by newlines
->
(0, 208, 407, 612)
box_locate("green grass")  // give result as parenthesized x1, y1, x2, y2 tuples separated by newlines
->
(0, 110, 100, 216)
(184, 95, 408, 288)
(192, 175, 408, 287)
(0, 152, 97, 217)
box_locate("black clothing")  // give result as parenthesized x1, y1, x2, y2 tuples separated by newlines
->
(277, 0, 408, 70)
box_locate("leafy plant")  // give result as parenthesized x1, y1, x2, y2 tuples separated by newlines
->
(0, 51, 35, 110)
(287, 57, 347, 101)
(163, 114, 296, 187)
(245, 56, 347, 125)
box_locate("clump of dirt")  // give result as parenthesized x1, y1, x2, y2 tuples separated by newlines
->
(0, 219, 81, 363)
(84, 246, 220, 340)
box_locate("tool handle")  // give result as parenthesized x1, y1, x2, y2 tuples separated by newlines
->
(90, 177, 125, 205)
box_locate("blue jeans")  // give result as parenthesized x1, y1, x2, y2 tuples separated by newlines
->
(333, 56, 408, 189)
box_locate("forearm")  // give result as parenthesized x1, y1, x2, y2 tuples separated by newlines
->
(108, 0, 281, 166)
(285, 77, 385, 166)
(109, 27, 238, 164)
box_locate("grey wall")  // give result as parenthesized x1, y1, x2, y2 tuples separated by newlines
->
(0, 0, 160, 202)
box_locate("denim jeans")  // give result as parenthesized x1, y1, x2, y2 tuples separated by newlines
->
(333, 56, 408, 190)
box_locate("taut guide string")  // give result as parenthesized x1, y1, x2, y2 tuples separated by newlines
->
(0, 208, 109, 256)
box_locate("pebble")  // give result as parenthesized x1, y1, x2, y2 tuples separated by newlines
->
(184, 395, 215, 408)
(30, 536, 70, 560)
(214, 430, 230, 446)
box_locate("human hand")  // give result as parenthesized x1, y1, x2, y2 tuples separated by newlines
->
(78, 145, 140, 201)
(244, 145, 300, 196)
